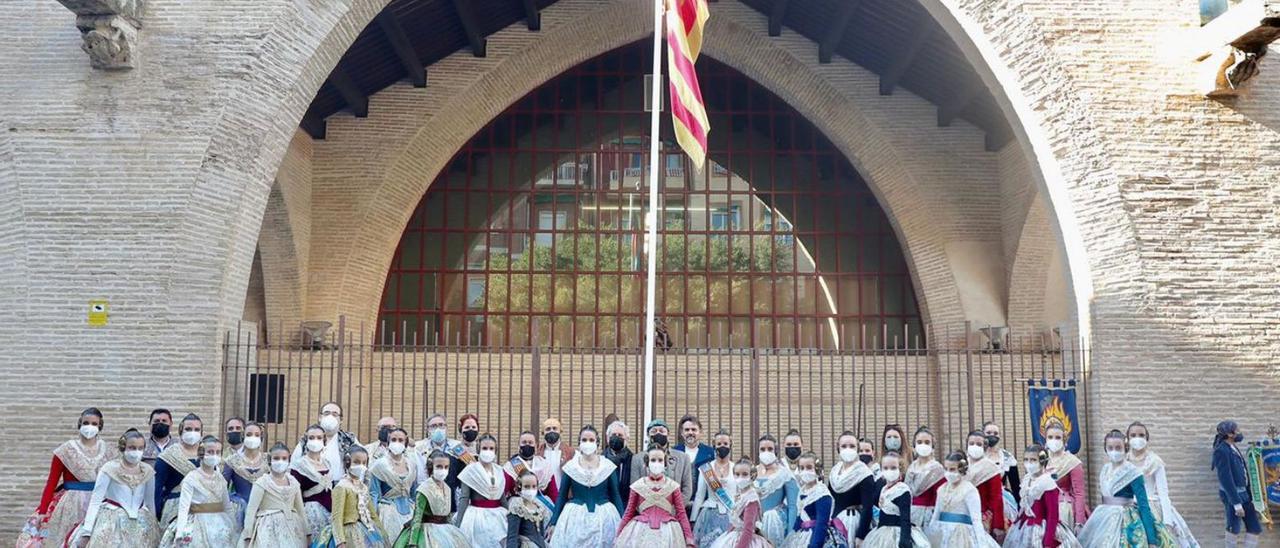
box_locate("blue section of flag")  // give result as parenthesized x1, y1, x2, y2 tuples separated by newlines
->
(1261, 443, 1280, 508)
(1027, 379, 1082, 454)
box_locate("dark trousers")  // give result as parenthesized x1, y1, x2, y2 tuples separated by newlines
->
(1220, 491, 1263, 535)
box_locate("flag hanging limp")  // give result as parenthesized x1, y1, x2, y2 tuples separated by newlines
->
(664, 0, 710, 170)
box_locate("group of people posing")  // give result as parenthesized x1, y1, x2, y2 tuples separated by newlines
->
(18, 402, 1241, 548)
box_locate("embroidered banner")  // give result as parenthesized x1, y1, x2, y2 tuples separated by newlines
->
(1027, 379, 1082, 453)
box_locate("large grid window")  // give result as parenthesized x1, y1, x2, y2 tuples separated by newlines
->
(378, 43, 922, 349)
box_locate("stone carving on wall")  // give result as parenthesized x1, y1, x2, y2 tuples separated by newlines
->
(57, 0, 144, 70)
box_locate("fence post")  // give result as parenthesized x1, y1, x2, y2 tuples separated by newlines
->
(530, 344, 542, 433)
(749, 347, 760, 447)
(964, 320, 975, 432)
(335, 315, 346, 406)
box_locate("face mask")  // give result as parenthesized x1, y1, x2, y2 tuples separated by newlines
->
(151, 423, 171, 439)
(430, 428, 446, 444)
(226, 432, 244, 446)
(1128, 437, 1147, 451)
(519, 445, 535, 459)
(271, 460, 290, 474)
(945, 471, 962, 483)
(733, 477, 751, 491)
(544, 432, 560, 445)
(609, 435, 625, 451)
(350, 464, 367, 480)
(1025, 461, 1041, 474)
(433, 468, 449, 481)
(389, 442, 406, 456)
(1234, 433, 1244, 443)
(378, 426, 392, 444)
(884, 437, 901, 451)
(915, 444, 933, 458)
(784, 447, 802, 461)
(650, 433, 668, 447)
(203, 455, 221, 468)
(479, 449, 496, 463)
(243, 436, 262, 450)
(462, 430, 479, 443)
(758, 451, 777, 465)
(966, 445, 985, 459)
(319, 415, 340, 433)
(306, 439, 324, 453)
(123, 450, 143, 464)
(797, 470, 818, 484)
(79, 425, 100, 439)
(181, 431, 202, 446)
(985, 435, 1000, 447)
(1107, 450, 1125, 463)
(1046, 439, 1064, 453)
(858, 454, 874, 465)
(881, 469, 900, 483)
(839, 448, 858, 463)
(520, 488, 538, 500)
(715, 446, 731, 459)
(579, 441, 598, 456)
(648, 461, 665, 476)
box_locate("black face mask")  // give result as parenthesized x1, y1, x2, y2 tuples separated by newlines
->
(651, 433, 668, 447)
(858, 454, 874, 465)
(785, 447, 802, 461)
(226, 432, 244, 446)
(544, 432, 560, 445)
(151, 423, 170, 439)
(715, 446, 731, 459)
(462, 430, 479, 443)
(378, 426, 392, 444)
(985, 435, 1000, 448)
(520, 445, 536, 459)
(1234, 433, 1244, 443)
(609, 435, 625, 451)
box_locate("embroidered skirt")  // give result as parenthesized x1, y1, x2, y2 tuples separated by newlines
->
(708, 528, 771, 548)
(302, 501, 332, 539)
(1147, 499, 1199, 548)
(924, 519, 998, 548)
(38, 488, 93, 547)
(779, 526, 850, 548)
(377, 497, 414, 537)
(1078, 505, 1176, 548)
(159, 510, 237, 548)
(693, 508, 731, 547)
(458, 505, 508, 547)
(1005, 518, 1083, 548)
(83, 504, 162, 548)
(550, 501, 621, 548)
(243, 510, 309, 548)
(313, 521, 389, 548)
(616, 520, 687, 548)
(910, 505, 934, 529)
(391, 521, 470, 548)
(759, 506, 788, 547)
(862, 524, 932, 548)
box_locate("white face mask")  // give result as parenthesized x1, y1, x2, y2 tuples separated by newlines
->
(203, 455, 221, 468)
(945, 471, 962, 484)
(306, 439, 325, 453)
(1046, 439, 1064, 453)
(797, 470, 818, 484)
(319, 415, 340, 433)
(479, 449, 496, 464)
(839, 448, 858, 463)
(181, 431, 202, 446)
(733, 477, 751, 491)
(1025, 461, 1041, 474)
(123, 449, 143, 464)
(1107, 450, 1125, 463)
(579, 441, 598, 456)
(349, 464, 367, 480)
(243, 436, 262, 450)
(1128, 437, 1147, 451)
(271, 460, 290, 474)
(520, 488, 538, 500)
(966, 445, 985, 459)
(648, 461, 666, 476)
(884, 437, 901, 451)
(914, 444, 933, 458)
(758, 451, 777, 466)
(881, 468, 900, 483)
(388, 442, 406, 456)
(433, 468, 449, 482)
(79, 425, 99, 440)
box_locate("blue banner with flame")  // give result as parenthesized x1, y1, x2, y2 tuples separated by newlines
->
(1028, 379, 1082, 454)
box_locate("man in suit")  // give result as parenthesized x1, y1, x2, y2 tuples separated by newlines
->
(674, 414, 715, 487)
(536, 417, 574, 494)
(1213, 420, 1261, 548)
(630, 419, 695, 504)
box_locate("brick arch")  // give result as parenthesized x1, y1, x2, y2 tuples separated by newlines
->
(317, 0, 978, 333)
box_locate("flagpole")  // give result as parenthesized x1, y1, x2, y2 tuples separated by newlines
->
(642, 0, 664, 434)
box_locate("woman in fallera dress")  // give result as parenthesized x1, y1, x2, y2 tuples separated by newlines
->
(507, 470, 551, 548)
(155, 414, 205, 529)
(691, 430, 736, 547)
(906, 427, 945, 528)
(548, 425, 624, 548)
(369, 427, 418, 535)
(965, 430, 1007, 540)
(708, 458, 771, 548)
(458, 433, 512, 547)
(925, 451, 995, 548)
(315, 445, 390, 548)
(862, 452, 931, 548)
(1004, 444, 1082, 548)
(780, 451, 843, 548)
(615, 446, 695, 548)
(18, 407, 117, 548)
(240, 442, 308, 548)
(830, 431, 878, 546)
(222, 421, 267, 527)
(755, 434, 799, 546)
(293, 423, 335, 540)
(1044, 420, 1088, 534)
(159, 436, 237, 548)
(72, 429, 160, 548)
(1077, 430, 1175, 548)
(392, 451, 469, 548)
(1124, 423, 1197, 548)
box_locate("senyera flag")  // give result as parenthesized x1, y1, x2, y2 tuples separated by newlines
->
(664, 0, 710, 170)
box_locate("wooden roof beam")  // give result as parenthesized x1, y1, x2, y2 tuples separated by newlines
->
(818, 0, 861, 63)
(376, 11, 426, 88)
(452, 0, 488, 57)
(768, 0, 790, 37)
(329, 65, 368, 118)
(521, 0, 541, 31)
(879, 19, 934, 95)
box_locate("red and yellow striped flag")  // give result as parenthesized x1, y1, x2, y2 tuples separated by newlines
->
(664, 0, 710, 170)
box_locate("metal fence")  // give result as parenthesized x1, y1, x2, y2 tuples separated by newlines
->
(220, 319, 1092, 471)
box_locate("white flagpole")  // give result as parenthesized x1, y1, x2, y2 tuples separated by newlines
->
(642, 0, 664, 434)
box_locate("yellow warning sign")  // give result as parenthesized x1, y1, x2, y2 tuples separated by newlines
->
(88, 300, 108, 326)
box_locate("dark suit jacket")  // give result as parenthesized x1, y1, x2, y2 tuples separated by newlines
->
(673, 443, 716, 486)
(1213, 442, 1251, 507)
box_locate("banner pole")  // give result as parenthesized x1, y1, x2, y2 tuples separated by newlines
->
(642, 0, 664, 435)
